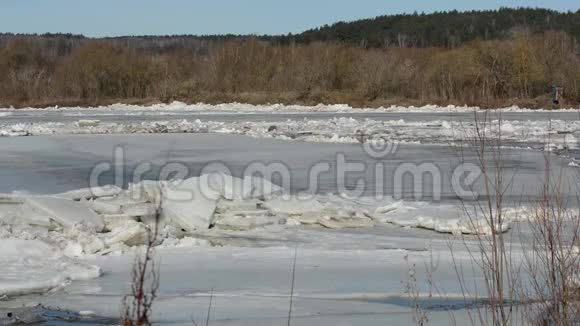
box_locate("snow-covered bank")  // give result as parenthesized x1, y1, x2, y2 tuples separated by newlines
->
(1, 101, 578, 113)
(1, 117, 578, 151)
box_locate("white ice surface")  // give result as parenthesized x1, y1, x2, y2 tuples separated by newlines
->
(373, 201, 524, 235)
(0, 170, 527, 304)
(0, 174, 528, 258)
(55, 186, 124, 201)
(25, 196, 105, 231)
(0, 239, 100, 297)
(161, 176, 221, 232)
(0, 177, 547, 325)
(160, 174, 285, 232)
(0, 242, 523, 325)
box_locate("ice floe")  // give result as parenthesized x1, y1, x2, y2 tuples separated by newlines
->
(1, 101, 578, 113)
(0, 173, 534, 298)
(0, 174, 529, 256)
(24, 196, 105, 231)
(1, 116, 578, 152)
(373, 201, 526, 235)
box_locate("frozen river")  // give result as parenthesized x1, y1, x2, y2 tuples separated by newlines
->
(0, 133, 577, 203)
(0, 105, 579, 325)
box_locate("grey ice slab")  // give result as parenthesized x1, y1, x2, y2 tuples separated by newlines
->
(0, 133, 576, 205)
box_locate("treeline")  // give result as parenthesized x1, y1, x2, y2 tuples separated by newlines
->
(294, 8, 580, 48)
(0, 31, 578, 108)
(2, 8, 580, 53)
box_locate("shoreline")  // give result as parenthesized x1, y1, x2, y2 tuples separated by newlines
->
(1, 100, 579, 112)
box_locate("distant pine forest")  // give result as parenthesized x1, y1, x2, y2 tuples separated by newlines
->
(1, 8, 579, 108)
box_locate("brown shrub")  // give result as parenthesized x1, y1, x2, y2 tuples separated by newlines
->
(0, 31, 578, 108)
(55, 42, 161, 100)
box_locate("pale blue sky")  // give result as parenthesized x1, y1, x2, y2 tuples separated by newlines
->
(1, 0, 578, 37)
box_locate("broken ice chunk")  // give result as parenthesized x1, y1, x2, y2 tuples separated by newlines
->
(24, 197, 105, 231)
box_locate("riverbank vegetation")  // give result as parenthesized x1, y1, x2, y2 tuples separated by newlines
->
(0, 10, 579, 108)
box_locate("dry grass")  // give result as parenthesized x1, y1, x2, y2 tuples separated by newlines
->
(121, 206, 162, 326)
(406, 111, 580, 325)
